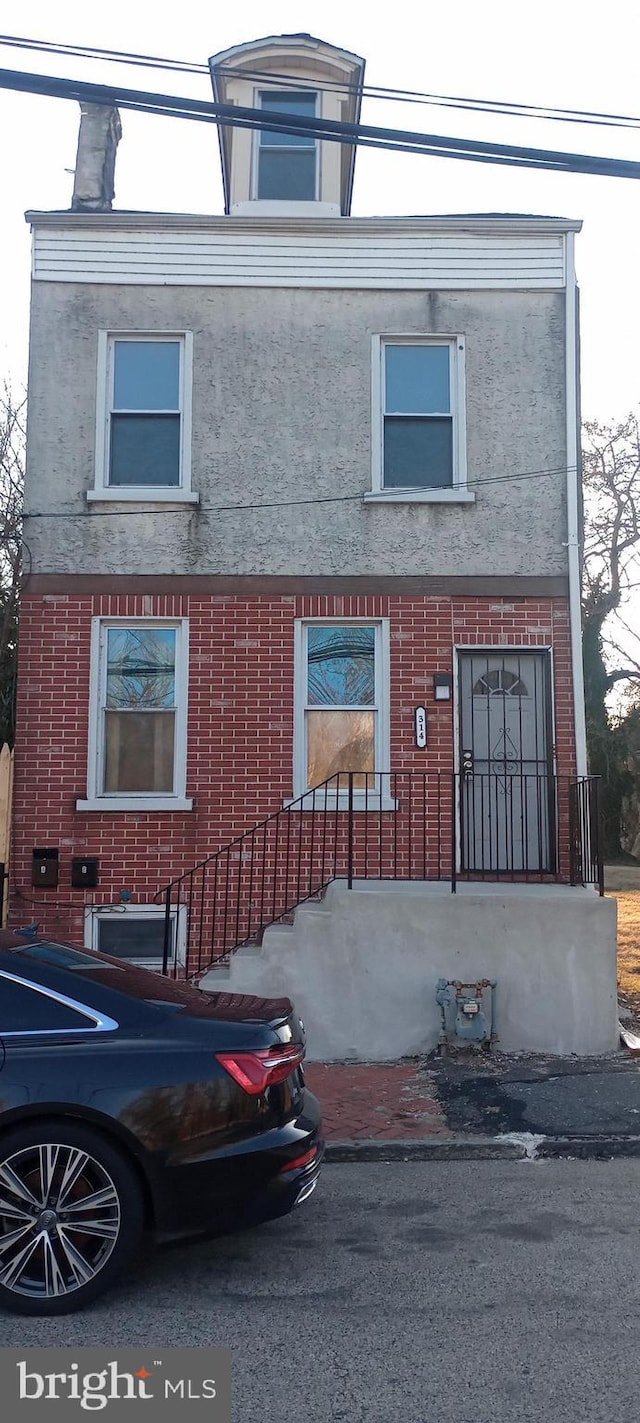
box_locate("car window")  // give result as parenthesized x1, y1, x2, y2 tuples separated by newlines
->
(11, 941, 114, 971)
(0, 976, 94, 1034)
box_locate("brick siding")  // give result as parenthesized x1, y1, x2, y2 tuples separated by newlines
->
(10, 591, 577, 951)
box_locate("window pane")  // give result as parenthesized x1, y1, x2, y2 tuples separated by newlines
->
(384, 417, 453, 488)
(107, 628, 176, 709)
(0, 978, 90, 1033)
(258, 149, 316, 200)
(259, 91, 316, 146)
(104, 710, 175, 792)
(307, 626, 375, 706)
(109, 413, 180, 487)
(113, 341, 180, 410)
(385, 345, 450, 414)
(98, 918, 169, 962)
(307, 710, 375, 787)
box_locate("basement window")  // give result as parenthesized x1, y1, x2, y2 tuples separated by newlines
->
(87, 904, 185, 971)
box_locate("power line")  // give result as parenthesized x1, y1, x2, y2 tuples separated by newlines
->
(2, 33, 640, 132)
(0, 33, 206, 76)
(216, 64, 640, 134)
(1, 66, 639, 181)
(22, 463, 579, 522)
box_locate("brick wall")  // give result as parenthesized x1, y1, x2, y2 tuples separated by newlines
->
(11, 591, 576, 950)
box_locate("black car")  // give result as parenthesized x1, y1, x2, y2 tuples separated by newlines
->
(0, 931, 323, 1315)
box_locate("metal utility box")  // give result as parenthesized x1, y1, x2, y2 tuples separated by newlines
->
(71, 857, 99, 889)
(436, 978, 496, 1051)
(32, 848, 59, 888)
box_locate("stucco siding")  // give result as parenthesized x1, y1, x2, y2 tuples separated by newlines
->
(25, 283, 567, 579)
(214, 881, 618, 1060)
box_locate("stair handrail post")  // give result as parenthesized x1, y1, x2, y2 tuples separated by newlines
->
(451, 772, 457, 894)
(162, 886, 173, 976)
(595, 776, 605, 897)
(347, 771, 354, 889)
(568, 779, 578, 886)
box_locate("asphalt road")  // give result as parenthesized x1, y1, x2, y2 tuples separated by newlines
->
(2, 1160, 640, 1422)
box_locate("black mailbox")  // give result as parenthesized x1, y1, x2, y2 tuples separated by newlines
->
(71, 857, 99, 889)
(32, 848, 59, 888)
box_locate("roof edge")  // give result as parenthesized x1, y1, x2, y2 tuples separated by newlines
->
(25, 210, 583, 234)
(208, 34, 365, 72)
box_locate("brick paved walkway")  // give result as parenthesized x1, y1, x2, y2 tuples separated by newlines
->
(304, 1060, 450, 1141)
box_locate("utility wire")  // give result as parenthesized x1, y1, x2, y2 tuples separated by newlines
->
(1, 67, 639, 180)
(0, 33, 205, 75)
(22, 463, 579, 521)
(2, 33, 640, 131)
(215, 64, 640, 133)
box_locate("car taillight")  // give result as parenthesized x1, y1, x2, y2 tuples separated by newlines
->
(215, 1043, 305, 1095)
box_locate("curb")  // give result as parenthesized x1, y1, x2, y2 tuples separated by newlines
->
(325, 1135, 640, 1162)
(536, 1136, 640, 1160)
(325, 1138, 524, 1162)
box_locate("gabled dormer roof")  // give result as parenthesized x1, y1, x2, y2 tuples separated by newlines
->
(209, 33, 365, 216)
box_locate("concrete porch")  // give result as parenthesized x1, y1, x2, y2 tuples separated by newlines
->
(201, 879, 618, 1062)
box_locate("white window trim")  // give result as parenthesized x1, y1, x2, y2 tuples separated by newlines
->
(85, 902, 186, 970)
(288, 617, 395, 810)
(77, 616, 193, 813)
(369, 334, 471, 503)
(251, 87, 321, 203)
(92, 331, 195, 501)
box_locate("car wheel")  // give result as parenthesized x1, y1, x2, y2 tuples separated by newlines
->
(0, 1120, 145, 1315)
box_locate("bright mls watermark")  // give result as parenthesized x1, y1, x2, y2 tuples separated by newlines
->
(1, 1348, 231, 1419)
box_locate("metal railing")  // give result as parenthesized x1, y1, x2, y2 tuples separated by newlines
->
(156, 771, 603, 977)
(569, 775, 605, 895)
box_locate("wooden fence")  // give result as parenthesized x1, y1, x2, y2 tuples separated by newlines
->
(0, 743, 14, 926)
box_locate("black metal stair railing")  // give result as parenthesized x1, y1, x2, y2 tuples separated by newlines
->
(156, 771, 603, 978)
(157, 772, 361, 977)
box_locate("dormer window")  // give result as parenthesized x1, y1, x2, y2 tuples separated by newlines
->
(209, 36, 365, 215)
(257, 91, 318, 200)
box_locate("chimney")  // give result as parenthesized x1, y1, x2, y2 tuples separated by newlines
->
(71, 103, 122, 211)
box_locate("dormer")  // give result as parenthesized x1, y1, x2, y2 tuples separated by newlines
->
(209, 33, 365, 217)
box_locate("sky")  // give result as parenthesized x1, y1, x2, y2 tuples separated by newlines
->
(1, 0, 639, 424)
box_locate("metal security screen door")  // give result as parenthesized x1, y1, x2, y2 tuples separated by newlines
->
(458, 651, 554, 873)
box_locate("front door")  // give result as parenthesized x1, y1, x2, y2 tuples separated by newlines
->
(458, 651, 554, 873)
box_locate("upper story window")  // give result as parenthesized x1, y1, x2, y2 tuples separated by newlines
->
(369, 336, 470, 503)
(256, 90, 318, 200)
(91, 332, 195, 502)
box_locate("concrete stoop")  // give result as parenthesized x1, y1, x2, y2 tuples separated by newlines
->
(199, 878, 618, 1063)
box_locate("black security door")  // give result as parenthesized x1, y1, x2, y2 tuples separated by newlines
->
(459, 651, 554, 872)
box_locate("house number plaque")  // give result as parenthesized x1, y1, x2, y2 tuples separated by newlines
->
(414, 706, 427, 749)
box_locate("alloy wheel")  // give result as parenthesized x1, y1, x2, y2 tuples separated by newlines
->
(0, 1143, 121, 1301)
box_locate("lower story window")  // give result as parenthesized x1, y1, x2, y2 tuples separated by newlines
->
(88, 906, 184, 969)
(294, 620, 390, 798)
(82, 618, 189, 809)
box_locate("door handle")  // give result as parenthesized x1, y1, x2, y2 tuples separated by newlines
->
(462, 749, 474, 777)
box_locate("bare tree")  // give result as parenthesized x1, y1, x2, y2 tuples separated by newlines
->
(582, 413, 640, 690)
(0, 386, 25, 746)
(581, 413, 640, 853)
